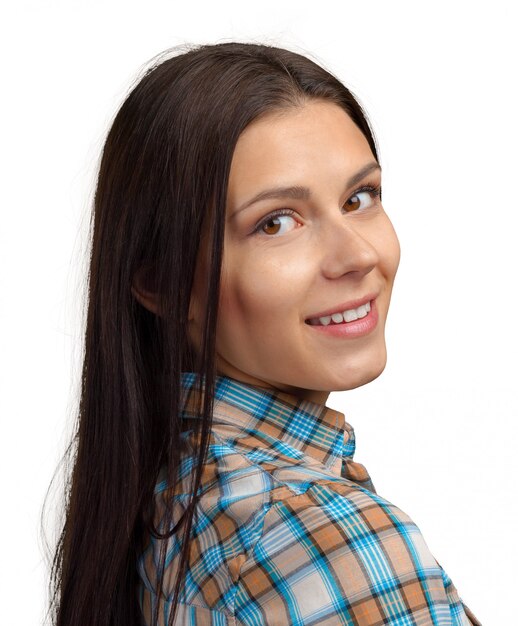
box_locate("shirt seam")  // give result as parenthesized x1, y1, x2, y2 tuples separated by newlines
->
(214, 427, 356, 495)
(229, 485, 326, 622)
(207, 430, 293, 619)
(205, 446, 367, 620)
(152, 433, 373, 619)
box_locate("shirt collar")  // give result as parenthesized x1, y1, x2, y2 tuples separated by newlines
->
(179, 372, 358, 474)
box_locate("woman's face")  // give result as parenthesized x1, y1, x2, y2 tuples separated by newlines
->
(189, 100, 400, 404)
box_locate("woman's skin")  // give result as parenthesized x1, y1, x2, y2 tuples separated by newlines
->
(188, 100, 400, 404)
(134, 100, 400, 405)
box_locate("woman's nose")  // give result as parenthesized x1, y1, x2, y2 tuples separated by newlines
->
(319, 218, 379, 280)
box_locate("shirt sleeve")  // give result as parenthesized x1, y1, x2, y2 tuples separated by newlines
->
(232, 483, 481, 625)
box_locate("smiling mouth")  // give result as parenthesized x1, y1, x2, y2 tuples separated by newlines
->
(305, 300, 373, 326)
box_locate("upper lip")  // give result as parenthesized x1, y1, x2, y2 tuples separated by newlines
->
(305, 292, 378, 321)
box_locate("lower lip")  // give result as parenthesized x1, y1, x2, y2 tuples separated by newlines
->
(305, 299, 379, 338)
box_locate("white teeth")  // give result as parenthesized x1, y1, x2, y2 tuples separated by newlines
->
(343, 308, 358, 322)
(315, 301, 371, 326)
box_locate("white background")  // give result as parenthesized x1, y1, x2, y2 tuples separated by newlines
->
(1, 1, 516, 624)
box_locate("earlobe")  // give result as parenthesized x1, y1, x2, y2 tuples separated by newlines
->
(132, 265, 160, 315)
(131, 284, 159, 315)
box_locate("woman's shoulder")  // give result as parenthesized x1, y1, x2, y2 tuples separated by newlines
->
(141, 426, 481, 625)
(155, 425, 396, 541)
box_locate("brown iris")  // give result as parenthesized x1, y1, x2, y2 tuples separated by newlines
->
(262, 217, 282, 235)
(344, 195, 361, 212)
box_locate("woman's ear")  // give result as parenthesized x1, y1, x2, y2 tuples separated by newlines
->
(131, 264, 161, 316)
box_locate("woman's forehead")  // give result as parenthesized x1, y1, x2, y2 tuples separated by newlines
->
(226, 101, 375, 211)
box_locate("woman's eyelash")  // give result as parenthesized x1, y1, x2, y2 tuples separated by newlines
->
(356, 183, 382, 201)
(253, 208, 297, 234)
(252, 182, 382, 234)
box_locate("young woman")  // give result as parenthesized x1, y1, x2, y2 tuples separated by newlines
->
(48, 42, 481, 626)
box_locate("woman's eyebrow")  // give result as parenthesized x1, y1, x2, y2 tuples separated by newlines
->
(230, 161, 381, 219)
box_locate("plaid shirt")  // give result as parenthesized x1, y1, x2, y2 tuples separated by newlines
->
(137, 373, 481, 625)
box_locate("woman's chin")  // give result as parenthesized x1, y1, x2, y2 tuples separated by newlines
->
(322, 346, 388, 392)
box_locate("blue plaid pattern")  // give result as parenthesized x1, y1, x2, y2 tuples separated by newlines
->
(137, 373, 481, 625)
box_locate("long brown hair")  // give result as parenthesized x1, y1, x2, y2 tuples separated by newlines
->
(45, 41, 380, 625)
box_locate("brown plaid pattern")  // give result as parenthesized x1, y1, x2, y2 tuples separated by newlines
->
(137, 373, 481, 625)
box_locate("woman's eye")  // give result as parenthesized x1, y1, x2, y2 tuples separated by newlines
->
(253, 186, 380, 236)
(343, 187, 380, 213)
(255, 210, 298, 236)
